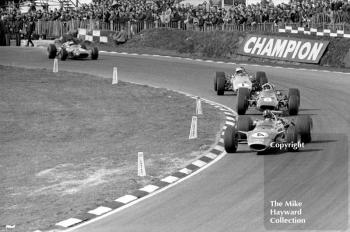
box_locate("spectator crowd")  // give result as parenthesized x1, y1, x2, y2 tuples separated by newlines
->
(1, 0, 350, 45)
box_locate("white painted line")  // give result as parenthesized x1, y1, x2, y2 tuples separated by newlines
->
(221, 131, 225, 136)
(310, 28, 317, 32)
(226, 116, 235, 121)
(344, 34, 350, 38)
(161, 176, 179, 184)
(192, 159, 207, 168)
(98, 51, 350, 75)
(139, 184, 159, 193)
(219, 138, 224, 143)
(56, 218, 82, 228)
(330, 33, 338, 37)
(316, 32, 324, 36)
(324, 29, 331, 33)
(179, 168, 192, 175)
(285, 26, 292, 30)
(205, 153, 218, 159)
(337, 30, 345, 34)
(223, 125, 227, 130)
(226, 121, 235, 126)
(278, 29, 286, 33)
(214, 145, 225, 152)
(115, 195, 138, 204)
(88, 206, 112, 216)
(291, 30, 298, 34)
(297, 27, 304, 31)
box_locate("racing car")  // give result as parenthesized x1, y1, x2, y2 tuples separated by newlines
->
(214, 68, 268, 95)
(236, 83, 300, 115)
(47, 41, 99, 61)
(224, 110, 312, 153)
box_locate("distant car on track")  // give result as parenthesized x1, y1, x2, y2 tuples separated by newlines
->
(214, 68, 268, 95)
(236, 83, 300, 115)
(47, 41, 99, 61)
(224, 110, 312, 154)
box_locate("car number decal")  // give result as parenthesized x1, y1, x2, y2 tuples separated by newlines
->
(252, 132, 268, 138)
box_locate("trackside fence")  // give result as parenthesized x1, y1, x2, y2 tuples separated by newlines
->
(32, 19, 350, 39)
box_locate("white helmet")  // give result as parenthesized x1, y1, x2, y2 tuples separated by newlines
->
(235, 67, 245, 74)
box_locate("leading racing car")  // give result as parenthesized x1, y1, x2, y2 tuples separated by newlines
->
(47, 40, 99, 61)
(214, 67, 268, 95)
(236, 83, 300, 115)
(224, 110, 312, 154)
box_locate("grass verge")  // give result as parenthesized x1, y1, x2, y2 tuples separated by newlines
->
(0, 65, 224, 232)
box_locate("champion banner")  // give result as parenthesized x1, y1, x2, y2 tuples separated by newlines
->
(238, 35, 329, 64)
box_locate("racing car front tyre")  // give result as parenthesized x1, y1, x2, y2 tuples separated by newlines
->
(288, 95, 299, 115)
(91, 47, 99, 60)
(237, 116, 253, 140)
(216, 73, 225, 95)
(59, 48, 68, 61)
(256, 71, 268, 85)
(215, 72, 225, 91)
(47, 44, 57, 59)
(286, 126, 300, 152)
(288, 88, 300, 106)
(296, 115, 312, 143)
(237, 88, 250, 115)
(224, 126, 238, 153)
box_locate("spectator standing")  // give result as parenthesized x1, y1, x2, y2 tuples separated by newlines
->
(13, 14, 22, 46)
(26, 16, 35, 47)
(0, 16, 6, 46)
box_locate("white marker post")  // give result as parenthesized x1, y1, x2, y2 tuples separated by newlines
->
(189, 116, 198, 139)
(137, 152, 146, 177)
(196, 97, 203, 115)
(53, 58, 58, 73)
(112, 67, 118, 84)
(5, 225, 15, 232)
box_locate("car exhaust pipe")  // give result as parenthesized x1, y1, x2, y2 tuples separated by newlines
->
(249, 144, 268, 151)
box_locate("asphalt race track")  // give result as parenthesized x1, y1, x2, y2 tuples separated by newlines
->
(1, 47, 349, 232)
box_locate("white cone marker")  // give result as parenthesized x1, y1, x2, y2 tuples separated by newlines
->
(189, 116, 198, 139)
(138, 152, 146, 177)
(196, 97, 202, 115)
(112, 67, 118, 84)
(53, 58, 58, 73)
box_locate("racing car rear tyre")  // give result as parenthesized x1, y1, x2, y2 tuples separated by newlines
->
(215, 72, 225, 91)
(296, 115, 312, 143)
(237, 116, 253, 140)
(216, 73, 225, 95)
(288, 88, 300, 106)
(91, 47, 99, 60)
(224, 126, 238, 153)
(286, 126, 300, 152)
(59, 48, 68, 61)
(47, 44, 57, 59)
(256, 71, 268, 85)
(237, 88, 250, 115)
(288, 95, 299, 115)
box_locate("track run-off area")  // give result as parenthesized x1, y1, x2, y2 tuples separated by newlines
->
(0, 47, 349, 232)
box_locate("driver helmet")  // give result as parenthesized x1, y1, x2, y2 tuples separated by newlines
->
(235, 67, 245, 75)
(263, 110, 273, 119)
(262, 83, 272, 91)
